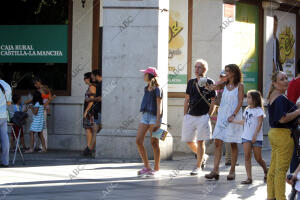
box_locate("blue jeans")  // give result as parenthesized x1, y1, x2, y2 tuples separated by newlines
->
(0, 118, 9, 165)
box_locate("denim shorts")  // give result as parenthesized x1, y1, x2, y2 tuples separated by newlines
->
(140, 112, 157, 125)
(242, 138, 263, 147)
(94, 112, 101, 125)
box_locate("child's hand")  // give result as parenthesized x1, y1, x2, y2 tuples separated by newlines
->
(286, 174, 296, 185)
(227, 115, 235, 122)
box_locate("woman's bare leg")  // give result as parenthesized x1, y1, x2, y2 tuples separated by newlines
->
(253, 146, 268, 173)
(213, 139, 223, 173)
(136, 123, 151, 169)
(230, 143, 238, 174)
(149, 125, 160, 171)
(243, 142, 252, 179)
(85, 128, 93, 147)
(38, 132, 47, 151)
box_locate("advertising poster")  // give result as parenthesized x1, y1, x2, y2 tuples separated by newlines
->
(222, 3, 259, 93)
(168, 0, 188, 92)
(263, 11, 296, 97)
(273, 10, 296, 80)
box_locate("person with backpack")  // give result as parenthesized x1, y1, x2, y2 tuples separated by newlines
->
(0, 79, 12, 167)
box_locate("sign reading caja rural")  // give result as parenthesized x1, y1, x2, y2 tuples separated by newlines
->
(0, 25, 67, 63)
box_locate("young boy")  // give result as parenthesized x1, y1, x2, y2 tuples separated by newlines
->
(10, 94, 28, 150)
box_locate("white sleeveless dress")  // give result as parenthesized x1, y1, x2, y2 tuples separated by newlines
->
(212, 85, 243, 143)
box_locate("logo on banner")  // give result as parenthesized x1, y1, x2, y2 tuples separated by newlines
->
(279, 26, 295, 64)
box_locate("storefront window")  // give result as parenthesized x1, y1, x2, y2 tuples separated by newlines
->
(0, 0, 70, 94)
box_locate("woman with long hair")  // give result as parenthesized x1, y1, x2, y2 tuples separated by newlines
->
(205, 64, 244, 180)
(82, 72, 96, 156)
(266, 71, 300, 200)
(136, 67, 162, 177)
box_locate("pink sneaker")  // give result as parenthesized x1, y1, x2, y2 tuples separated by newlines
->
(137, 167, 151, 176)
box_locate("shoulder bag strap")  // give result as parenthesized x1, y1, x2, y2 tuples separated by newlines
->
(194, 80, 211, 107)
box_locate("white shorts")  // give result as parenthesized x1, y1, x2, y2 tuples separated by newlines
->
(181, 114, 212, 142)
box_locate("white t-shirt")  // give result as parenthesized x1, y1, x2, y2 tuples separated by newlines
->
(241, 107, 265, 141)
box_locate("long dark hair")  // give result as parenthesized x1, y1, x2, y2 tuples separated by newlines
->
(147, 73, 159, 90)
(247, 90, 263, 110)
(84, 72, 92, 80)
(32, 91, 44, 105)
(225, 64, 242, 86)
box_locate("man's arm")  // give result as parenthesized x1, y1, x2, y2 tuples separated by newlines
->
(208, 97, 215, 116)
(85, 96, 102, 103)
(184, 94, 190, 115)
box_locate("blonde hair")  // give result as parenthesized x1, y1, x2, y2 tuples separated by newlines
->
(267, 71, 281, 100)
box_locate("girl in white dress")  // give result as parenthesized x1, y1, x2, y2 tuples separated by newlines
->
(205, 64, 244, 181)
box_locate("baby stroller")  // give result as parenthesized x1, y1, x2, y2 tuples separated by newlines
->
(8, 111, 28, 165)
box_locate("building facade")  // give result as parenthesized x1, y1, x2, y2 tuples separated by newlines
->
(0, 0, 299, 158)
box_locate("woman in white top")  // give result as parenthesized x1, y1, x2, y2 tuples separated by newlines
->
(205, 64, 244, 181)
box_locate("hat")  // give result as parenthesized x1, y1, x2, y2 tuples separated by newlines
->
(140, 67, 158, 77)
(220, 70, 226, 77)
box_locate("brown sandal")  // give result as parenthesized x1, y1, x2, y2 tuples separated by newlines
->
(241, 178, 252, 184)
(205, 171, 219, 180)
(227, 173, 236, 180)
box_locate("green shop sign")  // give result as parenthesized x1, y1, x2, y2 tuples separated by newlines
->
(0, 25, 67, 63)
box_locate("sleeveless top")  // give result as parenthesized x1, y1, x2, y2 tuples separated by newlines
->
(84, 86, 95, 112)
(212, 85, 243, 143)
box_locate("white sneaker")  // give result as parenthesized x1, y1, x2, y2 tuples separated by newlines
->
(190, 167, 201, 176)
(146, 170, 160, 177)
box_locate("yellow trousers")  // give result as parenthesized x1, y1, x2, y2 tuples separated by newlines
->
(267, 128, 294, 200)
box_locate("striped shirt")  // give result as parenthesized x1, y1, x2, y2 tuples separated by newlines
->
(30, 102, 44, 132)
